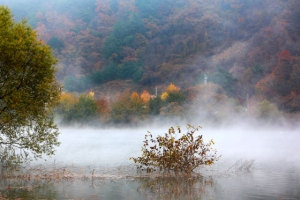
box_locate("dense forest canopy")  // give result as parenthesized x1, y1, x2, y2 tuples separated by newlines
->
(2, 0, 300, 125)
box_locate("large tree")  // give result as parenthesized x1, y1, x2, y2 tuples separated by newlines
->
(0, 6, 61, 165)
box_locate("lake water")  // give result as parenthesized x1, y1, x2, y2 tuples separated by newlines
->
(1, 126, 300, 199)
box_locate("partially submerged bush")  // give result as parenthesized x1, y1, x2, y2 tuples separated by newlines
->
(130, 125, 220, 173)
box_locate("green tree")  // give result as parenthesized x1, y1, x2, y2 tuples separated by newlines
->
(119, 60, 143, 80)
(54, 92, 78, 123)
(135, 0, 169, 17)
(47, 36, 65, 52)
(88, 70, 104, 85)
(210, 67, 237, 95)
(118, 61, 135, 79)
(55, 93, 98, 124)
(160, 102, 185, 118)
(102, 34, 122, 62)
(110, 93, 131, 123)
(257, 99, 280, 122)
(0, 6, 61, 165)
(102, 14, 145, 63)
(73, 94, 98, 123)
(132, 67, 144, 83)
(102, 62, 119, 81)
(64, 75, 88, 92)
(166, 91, 186, 105)
(149, 96, 164, 115)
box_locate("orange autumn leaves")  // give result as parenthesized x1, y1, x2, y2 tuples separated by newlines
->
(55, 83, 184, 124)
(255, 50, 300, 111)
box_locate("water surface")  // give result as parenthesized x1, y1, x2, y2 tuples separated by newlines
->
(1, 126, 299, 199)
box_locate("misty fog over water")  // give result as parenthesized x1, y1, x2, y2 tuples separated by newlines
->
(28, 125, 300, 199)
(46, 126, 300, 167)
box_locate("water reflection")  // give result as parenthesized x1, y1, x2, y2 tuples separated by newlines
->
(1, 163, 300, 200)
(0, 164, 215, 200)
(1, 127, 300, 199)
(0, 180, 57, 200)
(209, 162, 300, 200)
(133, 173, 212, 200)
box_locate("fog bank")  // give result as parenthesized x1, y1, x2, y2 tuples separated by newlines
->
(35, 125, 300, 172)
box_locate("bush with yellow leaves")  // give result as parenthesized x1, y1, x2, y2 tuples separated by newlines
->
(130, 125, 220, 173)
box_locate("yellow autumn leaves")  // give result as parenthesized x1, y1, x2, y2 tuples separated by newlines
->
(55, 83, 183, 124)
(161, 83, 180, 100)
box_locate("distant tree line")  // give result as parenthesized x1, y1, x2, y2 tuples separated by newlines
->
(55, 82, 281, 126)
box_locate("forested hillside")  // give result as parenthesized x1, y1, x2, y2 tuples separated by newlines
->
(3, 0, 300, 125)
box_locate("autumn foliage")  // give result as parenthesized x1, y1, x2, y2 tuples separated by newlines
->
(8, 0, 300, 124)
(56, 82, 189, 124)
(130, 125, 220, 173)
(278, 50, 292, 64)
(161, 83, 180, 100)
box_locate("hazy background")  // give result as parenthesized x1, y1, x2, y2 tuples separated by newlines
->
(1, 0, 299, 169)
(1, 0, 300, 128)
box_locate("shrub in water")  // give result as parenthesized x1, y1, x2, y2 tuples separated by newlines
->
(130, 125, 220, 173)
